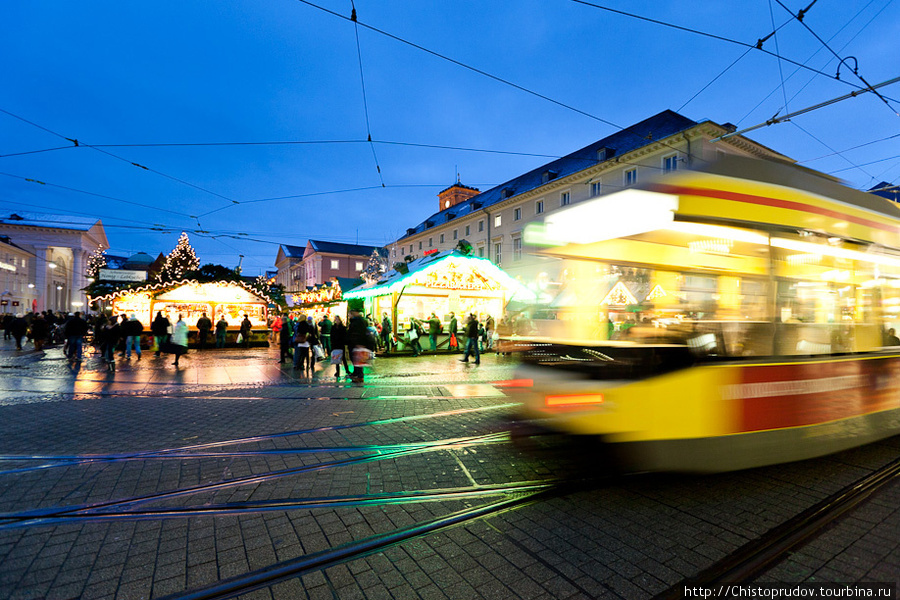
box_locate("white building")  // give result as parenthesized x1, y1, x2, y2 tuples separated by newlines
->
(388, 110, 791, 282)
(0, 213, 109, 313)
(0, 236, 36, 315)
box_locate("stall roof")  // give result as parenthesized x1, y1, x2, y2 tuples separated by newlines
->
(89, 278, 272, 304)
(343, 250, 536, 301)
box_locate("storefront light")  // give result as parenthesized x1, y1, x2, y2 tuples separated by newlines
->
(48, 262, 57, 269)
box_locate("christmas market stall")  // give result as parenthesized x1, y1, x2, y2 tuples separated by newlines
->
(286, 278, 355, 322)
(89, 279, 271, 346)
(342, 250, 535, 350)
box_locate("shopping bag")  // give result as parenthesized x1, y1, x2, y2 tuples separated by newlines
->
(351, 346, 374, 368)
(450, 333, 457, 347)
(408, 328, 418, 340)
(236, 333, 243, 344)
(330, 349, 343, 364)
(151, 338, 159, 352)
(313, 344, 325, 360)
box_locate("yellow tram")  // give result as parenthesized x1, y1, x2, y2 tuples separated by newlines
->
(508, 156, 900, 472)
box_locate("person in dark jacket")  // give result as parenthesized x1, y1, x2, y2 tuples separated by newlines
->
(10, 314, 27, 350)
(447, 312, 459, 351)
(347, 309, 371, 382)
(29, 314, 49, 351)
(3, 314, 13, 340)
(123, 314, 143, 359)
(151, 311, 170, 357)
(278, 315, 293, 363)
(330, 315, 351, 378)
(215, 316, 228, 348)
(460, 313, 480, 365)
(292, 315, 314, 374)
(100, 316, 120, 369)
(240, 315, 252, 348)
(427, 313, 441, 352)
(63, 311, 89, 360)
(318, 314, 332, 354)
(196, 312, 212, 350)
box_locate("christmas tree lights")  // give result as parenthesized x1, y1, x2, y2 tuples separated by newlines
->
(157, 232, 200, 282)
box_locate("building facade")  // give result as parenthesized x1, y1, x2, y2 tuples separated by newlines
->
(387, 110, 792, 283)
(0, 214, 109, 313)
(276, 240, 385, 293)
(0, 236, 36, 314)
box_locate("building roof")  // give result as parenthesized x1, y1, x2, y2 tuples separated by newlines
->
(280, 244, 306, 258)
(869, 181, 899, 203)
(308, 240, 385, 257)
(0, 212, 100, 231)
(399, 110, 701, 241)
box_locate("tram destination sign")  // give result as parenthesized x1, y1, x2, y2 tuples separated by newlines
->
(98, 269, 147, 282)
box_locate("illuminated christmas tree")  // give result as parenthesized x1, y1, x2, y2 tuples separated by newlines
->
(362, 249, 386, 284)
(85, 247, 107, 279)
(158, 232, 200, 282)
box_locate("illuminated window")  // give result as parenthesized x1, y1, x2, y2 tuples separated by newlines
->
(536, 200, 544, 214)
(625, 168, 638, 186)
(330, 259, 339, 269)
(494, 215, 502, 227)
(591, 181, 602, 197)
(514, 207, 521, 221)
(560, 191, 570, 206)
(355, 261, 363, 271)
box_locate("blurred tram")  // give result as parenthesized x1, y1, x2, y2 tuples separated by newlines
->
(506, 155, 900, 473)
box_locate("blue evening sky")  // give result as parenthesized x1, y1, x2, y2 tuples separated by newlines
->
(2, 0, 898, 275)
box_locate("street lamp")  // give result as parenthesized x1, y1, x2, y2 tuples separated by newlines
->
(48, 262, 57, 269)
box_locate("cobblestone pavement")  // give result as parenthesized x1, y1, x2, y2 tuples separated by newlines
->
(0, 339, 898, 599)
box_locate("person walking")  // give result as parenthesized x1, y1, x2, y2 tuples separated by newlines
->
(331, 315, 351, 378)
(447, 312, 458, 352)
(407, 318, 423, 357)
(347, 308, 371, 382)
(10, 314, 28, 351)
(29, 313, 49, 352)
(380, 312, 392, 352)
(99, 315, 120, 370)
(460, 313, 480, 365)
(215, 316, 228, 348)
(318, 314, 332, 354)
(2, 313, 13, 340)
(292, 314, 314, 374)
(485, 315, 495, 351)
(278, 315, 293, 363)
(171, 315, 189, 367)
(240, 314, 252, 348)
(124, 314, 143, 359)
(428, 313, 441, 352)
(151, 311, 170, 357)
(196, 312, 212, 350)
(63, 311, 88, 360)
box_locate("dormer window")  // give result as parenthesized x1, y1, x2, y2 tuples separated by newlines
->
(541, 170, 558, 184)
(500, 188, 514, 199)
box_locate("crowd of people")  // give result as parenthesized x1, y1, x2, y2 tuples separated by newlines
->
(3, 308, 515, 375)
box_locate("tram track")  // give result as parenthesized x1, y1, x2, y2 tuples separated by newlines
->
(654, 455, 900, 598)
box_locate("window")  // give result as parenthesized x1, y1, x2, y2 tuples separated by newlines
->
(330, 259, 339, 269)
(440, 234, 445, 243)
(494, 243, 502, 265)
(478, 246, 484, 257)
(625, 168, 638, 186)
(591, 181, 602, 197)
(536, 200, 544, 214)
(418, 241, 422, 250)
(453, 229, 458, 240)
(663, 154, 678, 173)
(355, 261, 364, 271)
(494, 215, 502, 228)
(514, 207, 521, 221)
(560, 191, 570, 206)
(513, 237, 522, 261)
(478, 220, 484, 232)
(429, 238, 433, 247)
(465, 225, 470, 236)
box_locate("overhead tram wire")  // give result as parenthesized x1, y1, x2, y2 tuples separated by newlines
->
(569, 0, 898, 102)
(0, 108, 239, 224)
(799, 132, 900, 164)
(773, 0, 900, 117)
(350, 1, 385, 187)
(737, 0, 889, 126)
(789, 121, 877, 183)
(768, 0, 791, 116)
